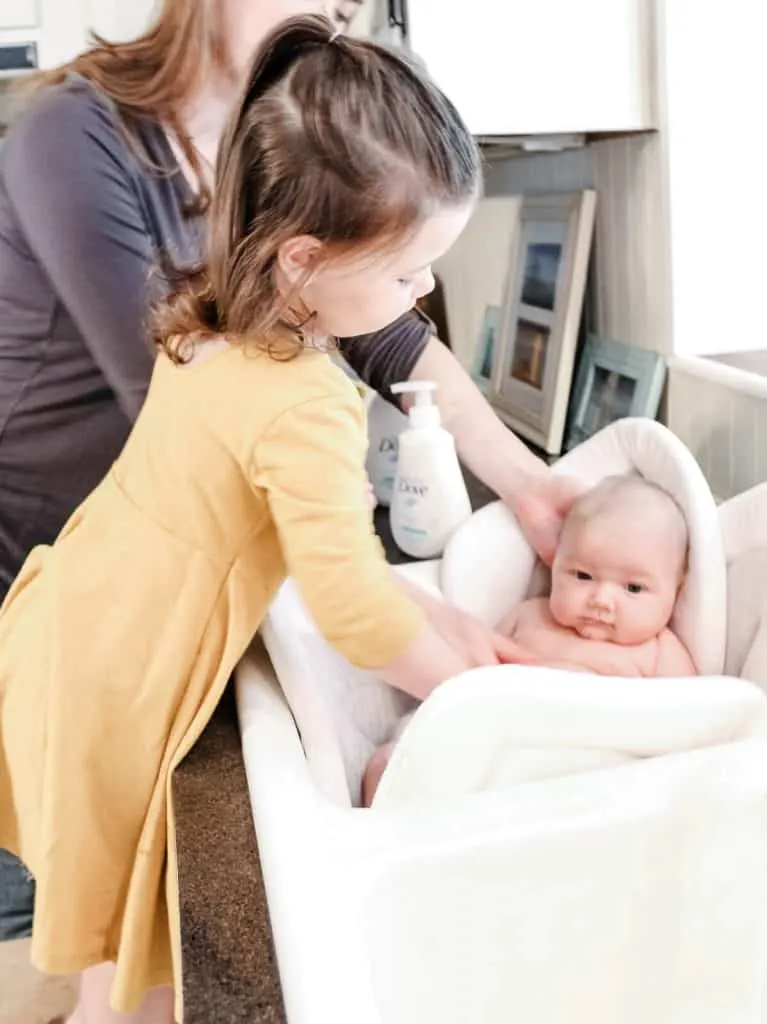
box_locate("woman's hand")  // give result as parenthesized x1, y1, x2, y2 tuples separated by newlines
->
(513, 473, 587, 566)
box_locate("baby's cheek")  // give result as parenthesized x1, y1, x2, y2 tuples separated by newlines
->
(619, 597, 665, 643)
(550, 585, 577, 625)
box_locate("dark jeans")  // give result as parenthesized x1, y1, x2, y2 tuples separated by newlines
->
(1, 545, 37, 941)
(0, 848, 35, 940)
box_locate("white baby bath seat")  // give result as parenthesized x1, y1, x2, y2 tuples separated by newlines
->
(236, 418, 767, 1023)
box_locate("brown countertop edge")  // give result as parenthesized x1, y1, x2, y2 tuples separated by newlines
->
(173, 471, 497, 1022)
(174, 685, 286, 1024)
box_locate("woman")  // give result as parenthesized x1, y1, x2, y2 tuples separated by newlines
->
(0, 0, 576, 971)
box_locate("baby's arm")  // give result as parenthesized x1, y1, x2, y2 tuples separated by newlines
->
(655, 629, 697, 677)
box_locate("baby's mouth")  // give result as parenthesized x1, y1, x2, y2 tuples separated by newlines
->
(578, 617, 613, 636)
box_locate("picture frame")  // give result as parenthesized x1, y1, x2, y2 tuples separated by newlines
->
(489, 190, 596, 455)
(470, 304, 501, 394)
(564, 334, 667, 451)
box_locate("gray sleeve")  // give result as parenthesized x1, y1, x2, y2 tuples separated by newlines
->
(3, 84, 155, 420)
(338, 307, 435, 405)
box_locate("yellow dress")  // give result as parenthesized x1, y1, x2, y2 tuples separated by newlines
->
(0, 342, 424, 1014)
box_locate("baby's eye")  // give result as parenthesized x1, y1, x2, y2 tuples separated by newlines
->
(397, 277, 413, 287)
(574, 570, 592, 581)
(626, 582, 644, 595)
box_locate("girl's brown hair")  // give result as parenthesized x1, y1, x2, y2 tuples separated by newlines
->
(154, 13, 480, 363)
(31, 0, 229, 211)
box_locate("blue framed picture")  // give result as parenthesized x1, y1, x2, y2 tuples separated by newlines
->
(471, 305, 501, 394)
(565, 334, 667, 451)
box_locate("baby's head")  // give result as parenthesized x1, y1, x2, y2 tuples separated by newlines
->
(549, 475, 688, 645)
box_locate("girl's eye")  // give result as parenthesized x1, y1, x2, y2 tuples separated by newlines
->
(626, 582, 644, 595)
(397, 278, 412, 287)
(574, 570, 591, 581)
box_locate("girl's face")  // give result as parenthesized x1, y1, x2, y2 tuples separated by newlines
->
(225, 1, 346, 80)
(278, 202, 475, 340)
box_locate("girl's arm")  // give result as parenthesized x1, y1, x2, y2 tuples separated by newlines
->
(252, 387, 477, 702)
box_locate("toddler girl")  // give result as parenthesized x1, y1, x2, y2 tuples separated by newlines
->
(0, 15, 502, 1023)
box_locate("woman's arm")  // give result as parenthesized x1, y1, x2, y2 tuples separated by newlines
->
(340, 321, 582, 563)
(410, 338, 586, 566)
(3, 82, 159, 419)
(340, 315, 546, 494)
(409, 336, 549, 499)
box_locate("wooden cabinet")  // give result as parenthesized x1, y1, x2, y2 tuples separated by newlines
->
(404, 0, 655, 136)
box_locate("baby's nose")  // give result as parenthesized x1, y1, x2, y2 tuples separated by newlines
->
(590, 584, 613, 611)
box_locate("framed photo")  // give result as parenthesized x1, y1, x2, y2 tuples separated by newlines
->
(489, 191, 596, 455)
(565, 334, 667, 451)
(471, 304, 501, 394)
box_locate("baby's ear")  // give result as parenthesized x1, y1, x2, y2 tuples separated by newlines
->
(678, 549, 690, 589)
(675, 565, 688, 594)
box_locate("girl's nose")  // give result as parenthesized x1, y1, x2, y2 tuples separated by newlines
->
(413, 268, 435, 301)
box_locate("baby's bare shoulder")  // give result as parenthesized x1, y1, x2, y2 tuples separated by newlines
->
(496, 597, 548, 636)
(655, 628, 697, 677)
(515, 598, 551, 624)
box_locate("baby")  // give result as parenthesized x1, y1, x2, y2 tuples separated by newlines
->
(362, 475, 696, 805)
(499, 474, 696, 678)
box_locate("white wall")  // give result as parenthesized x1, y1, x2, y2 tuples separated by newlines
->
(37, 0, 87, 66)
(661, 1, 767, 357)
(83, 0, 158, 43)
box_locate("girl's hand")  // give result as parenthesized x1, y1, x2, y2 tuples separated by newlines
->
(430, 600, 538, 668)
(398, 573, 537, 669)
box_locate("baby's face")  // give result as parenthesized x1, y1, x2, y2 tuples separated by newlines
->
(549, 513, 682, 645)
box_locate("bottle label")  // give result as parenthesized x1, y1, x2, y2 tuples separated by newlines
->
(397, 478, 429, 499)
(378, 436, 399, 455)
(395, 476, 434, 538)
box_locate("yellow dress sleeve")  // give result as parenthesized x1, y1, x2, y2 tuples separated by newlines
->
(251, 392, 426, 668)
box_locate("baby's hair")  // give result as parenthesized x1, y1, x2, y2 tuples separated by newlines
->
(153, 14, 480, 363)
(563, 474, 690, 574)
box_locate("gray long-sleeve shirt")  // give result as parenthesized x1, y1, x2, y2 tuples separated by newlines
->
(0, 77, 432, 595)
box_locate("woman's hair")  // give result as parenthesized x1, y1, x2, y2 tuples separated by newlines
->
(30, 0, 229, 212)
(154, 13, 480, 363)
